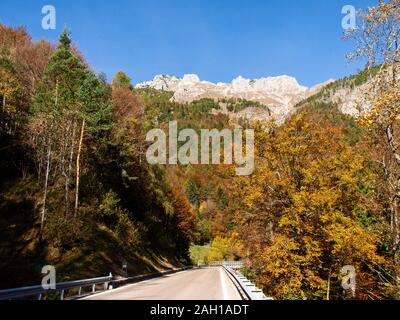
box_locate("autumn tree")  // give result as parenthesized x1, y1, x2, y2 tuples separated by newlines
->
(0, 61, 20, 136)
(0, 24, 52, 138)
(112, 71, 133, 89)
(0, 24, 52, 111)
(233, 113, 393, 299)
(206, 233, 243, 262)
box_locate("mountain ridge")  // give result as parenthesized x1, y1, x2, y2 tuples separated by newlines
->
(137, 74, 334, 123)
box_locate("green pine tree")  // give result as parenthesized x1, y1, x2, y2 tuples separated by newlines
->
(186, 179, 200, 207)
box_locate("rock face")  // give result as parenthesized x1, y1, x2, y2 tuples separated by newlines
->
(137, 74, 181, 92)
(330, 81, 373, 117)
(137, 74, 331, 123)
(306, 68, 400, 117)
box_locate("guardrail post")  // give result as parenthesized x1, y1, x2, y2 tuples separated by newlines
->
(78, 287, 82, 296)
(92, 284, 96, 293)
(60, 290, 64, 301)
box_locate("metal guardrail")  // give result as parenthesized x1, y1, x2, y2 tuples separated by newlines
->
(0, 274, 113, 301)
(223, 266, 273, 300)
(207, 261, 244, 268)
(0, 267, 193, 301)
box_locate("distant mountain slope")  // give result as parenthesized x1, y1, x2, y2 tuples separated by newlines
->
(137, 74, 332, 123)
(295, 67, 382, 117)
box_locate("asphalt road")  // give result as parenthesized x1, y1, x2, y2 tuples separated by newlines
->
(82, 267, 242, 300)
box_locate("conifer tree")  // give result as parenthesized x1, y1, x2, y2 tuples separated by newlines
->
(31, 28, 112, 231)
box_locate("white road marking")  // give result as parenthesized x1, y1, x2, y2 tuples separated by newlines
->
(219, 267, 229, 300)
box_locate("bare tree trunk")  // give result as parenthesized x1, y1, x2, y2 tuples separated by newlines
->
(74, 119, 85, 217)
(55, 80, 59, 107)
(394, 198, 400, 264)
(64, 119, 76, 216)
(326, 268, 332, 300)
(37, 149, 43, 178)
(62, 124, 69, 214)
(386, 125, 400, 261)
(40, 141, 52, 237)
(38, 78, 59, 236)
(392, 38, 398, 86)
(32, 75, 35, 93)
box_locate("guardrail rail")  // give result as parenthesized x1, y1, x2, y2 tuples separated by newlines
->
(223, 265, 273, 300)
(0, 267, 193, 301)
(0, 274, 113, 301)
(208, 261, 244, 268)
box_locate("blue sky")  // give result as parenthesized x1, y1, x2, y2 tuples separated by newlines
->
(0, 0, 378, 87)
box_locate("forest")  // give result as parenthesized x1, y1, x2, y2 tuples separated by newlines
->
(1, 0, 400, 300)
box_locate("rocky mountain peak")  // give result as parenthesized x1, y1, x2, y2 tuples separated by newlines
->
(136, 74, 331, 123)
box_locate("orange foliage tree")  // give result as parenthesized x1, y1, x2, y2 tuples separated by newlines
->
(232, 112, 393, 299)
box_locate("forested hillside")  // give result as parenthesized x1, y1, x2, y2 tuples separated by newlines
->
(0, 26, 195, 288)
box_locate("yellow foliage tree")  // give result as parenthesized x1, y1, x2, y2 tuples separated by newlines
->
(0, 66, 20, 135)
(206, 233, 244, 262)
(233, 112, 390, 299)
